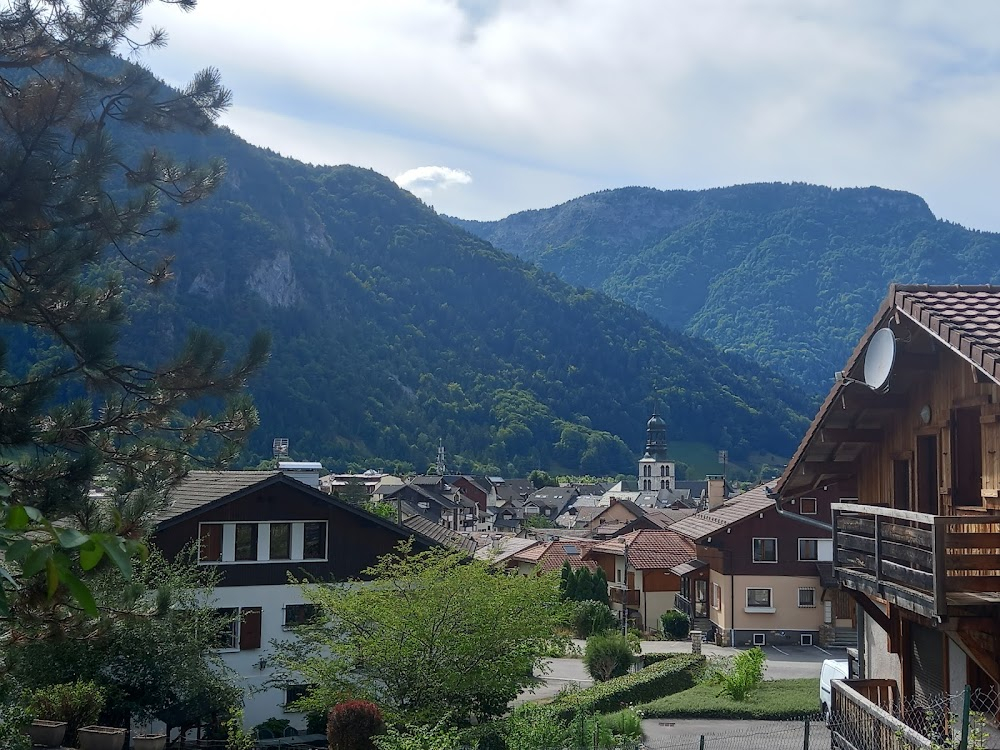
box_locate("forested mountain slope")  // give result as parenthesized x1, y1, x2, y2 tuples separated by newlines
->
(452, 184, 1000, 392)
(62, 126, 816, 475)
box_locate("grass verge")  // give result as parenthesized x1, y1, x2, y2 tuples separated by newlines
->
(638, 678, 821, 720)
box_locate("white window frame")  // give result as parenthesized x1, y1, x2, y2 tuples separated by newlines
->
(282, 603, 317, 629)
(745, 587, 775, 613)
(799, 497, 818, 515)
(752, 537, 778, 563)
(798, 587, 817, 608)
(798, 538, 821, 562)
(197, 521, 329, 565)
(711, 582, 721, 610)
(753, 633, 766, 646)
(800, 633, 814, 646)
(215, 607, 240, 652)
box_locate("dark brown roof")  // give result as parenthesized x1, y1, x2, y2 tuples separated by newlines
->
(587, 530, 695, 570)
(156, 471, 281, 523)
(668, 485, 773, 542)
(776, 284, 1000, 496)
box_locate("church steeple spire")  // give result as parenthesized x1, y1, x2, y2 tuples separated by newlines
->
(638, 407, 674, 493)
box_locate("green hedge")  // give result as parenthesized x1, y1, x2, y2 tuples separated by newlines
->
(549, 654, 704, 720)
(639, 679, 821, 720)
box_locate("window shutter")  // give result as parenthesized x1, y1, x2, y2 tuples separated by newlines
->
(240, 607, 262, 650)
(200, 525, 222, 562)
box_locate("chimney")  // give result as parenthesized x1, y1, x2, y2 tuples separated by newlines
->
(278, 461, 323, 489)
(706, 475, 726, 510)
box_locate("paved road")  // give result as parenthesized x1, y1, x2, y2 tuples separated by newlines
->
(642, 718, 831, 750)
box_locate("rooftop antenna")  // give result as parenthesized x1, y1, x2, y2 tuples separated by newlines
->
(435, 440, 447, 476)
(272, 437, 289, 459)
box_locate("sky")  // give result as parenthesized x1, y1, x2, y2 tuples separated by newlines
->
(143, 1, 1000, 230)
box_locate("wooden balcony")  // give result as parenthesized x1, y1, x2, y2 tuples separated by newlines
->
(609, 587, 639, 606)
(831, 679, 933, 750)
(832, 503, 1000, 618)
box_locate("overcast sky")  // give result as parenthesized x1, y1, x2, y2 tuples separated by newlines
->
(144, 1, 1000, 230)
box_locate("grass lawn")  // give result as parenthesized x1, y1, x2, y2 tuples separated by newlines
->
(639, 678, 821, 720)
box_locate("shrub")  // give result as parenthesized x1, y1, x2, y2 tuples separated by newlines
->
(373, 720, 461, 750)
(571, 600, 616, 638)
(328, 700, 385, 750)
(625, 631, 642, 655)
(254, 717, 290, 737)
(718, 647, 766, 701)
(549, 654, 703, 720)
(660, 610, 690, 640)
(598, 708, 644, 740)
(585, 633, 635, 682)
(504, 704, 567, 750)
(27, 680, 105, 747)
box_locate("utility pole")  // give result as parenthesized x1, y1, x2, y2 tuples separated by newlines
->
(622, 538, 630, 636)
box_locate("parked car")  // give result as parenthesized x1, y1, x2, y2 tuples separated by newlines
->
(819, 658, 849, 722)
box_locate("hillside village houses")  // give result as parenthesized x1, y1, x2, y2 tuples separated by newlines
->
(774, 284, 1000, 746)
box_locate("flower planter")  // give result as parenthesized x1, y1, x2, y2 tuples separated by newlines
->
(77, 725, 127, 750)
(26, 720, 67, 748)
(132, 734, 168, 750)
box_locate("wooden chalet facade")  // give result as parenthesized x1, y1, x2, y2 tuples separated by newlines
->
(151, 470, 445, 732)
(776, 285, 1000, 747)
(668, 484, 845, 647)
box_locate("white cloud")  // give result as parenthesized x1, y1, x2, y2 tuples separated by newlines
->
(140, 1, 1000, 230)
(394, 166, 473, 197)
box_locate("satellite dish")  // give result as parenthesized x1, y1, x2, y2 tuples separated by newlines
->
(863, 327, 896, 390)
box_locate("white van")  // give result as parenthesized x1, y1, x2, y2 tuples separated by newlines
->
(819, 658, 849, 721)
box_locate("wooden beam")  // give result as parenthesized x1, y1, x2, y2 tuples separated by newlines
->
(821, 428, 883, 443)
(953, 631, 1000, 685)
(940, 617, 1000, 635)
(803, 461, 857, 475)
(847, 588, 891, 633)
(847, 391, 908, 409)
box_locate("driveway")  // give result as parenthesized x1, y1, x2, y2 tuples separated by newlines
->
(515, 657, 593, 704)
(642, 718, 831, 750)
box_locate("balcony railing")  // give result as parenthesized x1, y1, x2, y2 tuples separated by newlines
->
(610, 588, 639, 606)
(832, 503, 1000, 617)
(831, 679, 933, 750)
(675, 593, 708, 619)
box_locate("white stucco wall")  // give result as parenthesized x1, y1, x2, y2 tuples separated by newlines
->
(862, 610, 901, 684)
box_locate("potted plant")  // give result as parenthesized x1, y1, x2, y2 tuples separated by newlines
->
(77, 725, 126, 750)
(26, 719, 68, 748)
(132, 733, 168, 750)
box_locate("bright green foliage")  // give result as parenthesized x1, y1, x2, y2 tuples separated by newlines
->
(716, 647, 767, 701)
(570, 600, 617, 638)
(502, 705, 615, 750)
(660, 610, 691, 640)
(549, 655, 704, 720)
(598, 708, 644, 741)
(272, 541, 562, 726)
(27, 680, 104, 748)
(639, 678, 820, 719)
(584, 633, 635, 681)
(373, 721, 462, 750)
(560, 567, 610, 606)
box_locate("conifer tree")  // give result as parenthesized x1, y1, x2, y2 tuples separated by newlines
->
(0, 0, 268, 619)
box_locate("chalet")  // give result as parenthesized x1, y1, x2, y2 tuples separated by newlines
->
(445, 475, 497, 511)
(151, 470, 447, 731)
(505, 539, 598, 576)
(585, 530, 695, 632)
(776, 284, 1000, 745)
(668, 484, 843, 647)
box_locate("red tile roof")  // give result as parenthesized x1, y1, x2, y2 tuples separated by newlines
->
(509, 539, 598, 573)
(587, 530, 695, 570)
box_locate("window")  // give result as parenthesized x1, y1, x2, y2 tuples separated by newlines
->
(215, 606, 263, 650)
(643, 465, 651, 477)
(799, 498, 817, 515)
(303, 522, 327, 560)
(235, 523, 258, 561)
(746, 588, 773, 610)
(660, 465, 667, 477)
(269, 523, 291, 560)
(752, 538, 777, 563)
(284, 684, 309, 711)
(800, 633, 814, 646)
(660, 480, 666, 489)
(798, 539, 819, 561)
(216, 607, 239, 650)
(798, 588, 817, 607)
(753, 633, 766, 646)
(952, 406, 983, 506)
(283, 604, 318, 628)
(200, 524, 223, 562)
(711, 583, 721, 610)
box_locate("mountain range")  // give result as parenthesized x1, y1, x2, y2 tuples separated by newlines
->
(67, 121, 815, 477)
(452, 183, 1000, 392)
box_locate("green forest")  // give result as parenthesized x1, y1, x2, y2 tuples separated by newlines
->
(453, 183, 1000, 392)
(0, 78, 816, 477)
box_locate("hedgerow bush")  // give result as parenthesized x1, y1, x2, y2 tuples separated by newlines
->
(660, 610, 690, 640)
(548, 654, 704, 720)
(570, 600, 616, 638)
(328, 700, 385, 750)
(583, 633, 634, 681)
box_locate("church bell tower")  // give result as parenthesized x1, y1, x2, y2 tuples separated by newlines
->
(638, 410, 675, 491)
